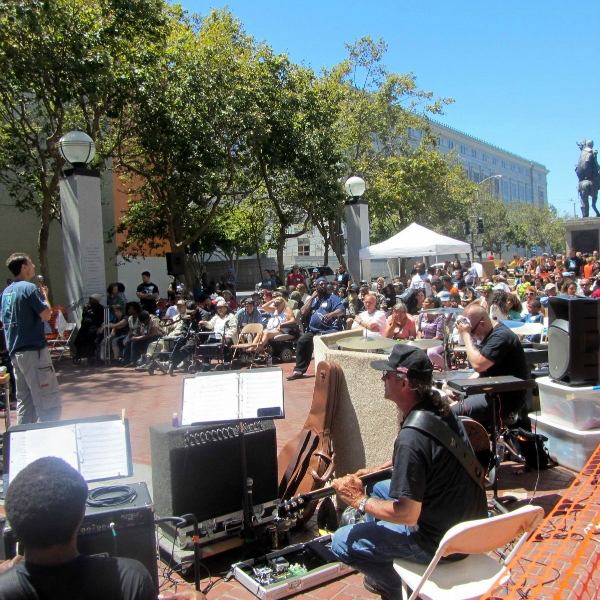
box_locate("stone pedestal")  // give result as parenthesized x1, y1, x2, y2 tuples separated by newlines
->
(564, 217, 600, 253)
(59, 167, 106, 322)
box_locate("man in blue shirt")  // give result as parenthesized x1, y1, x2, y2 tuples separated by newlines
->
(287, 278, 345, 380)
(1, 253, 61, 424)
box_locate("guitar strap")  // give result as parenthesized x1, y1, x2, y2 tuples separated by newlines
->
(402, 411, 485, 489)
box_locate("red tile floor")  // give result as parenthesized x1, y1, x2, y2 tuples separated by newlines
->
(2, 359, 578, 599)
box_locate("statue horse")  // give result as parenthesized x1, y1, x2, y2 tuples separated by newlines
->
(576, 140, 600, 217)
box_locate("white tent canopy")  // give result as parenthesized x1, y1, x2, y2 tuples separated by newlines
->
(359, 222, 471, 259)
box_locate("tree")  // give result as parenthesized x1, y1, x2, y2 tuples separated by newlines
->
(0, 0, 167, 298)
(321, 37, 471, 252)
(115, 9, 283, 287)
(246, 56, 344, 277)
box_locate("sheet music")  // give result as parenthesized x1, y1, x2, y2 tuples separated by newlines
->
(76, 420, 129, 480)
(240, 369, 284, 419)
(181, 374, 239, 425)
(8, 426, 79, 480)
(6, 417, 131, 483)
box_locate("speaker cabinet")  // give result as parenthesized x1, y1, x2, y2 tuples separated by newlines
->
(150, 420, 278, 523)
(547, 296, 600, 386)
(166, 251, 185, 276)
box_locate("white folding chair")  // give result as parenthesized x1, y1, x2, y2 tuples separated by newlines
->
(230, 323, 264, 368)
(393, 504, 544, 600)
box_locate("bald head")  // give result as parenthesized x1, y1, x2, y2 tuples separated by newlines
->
(461, 304, 493, 340)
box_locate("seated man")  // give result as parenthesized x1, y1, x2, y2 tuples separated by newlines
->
(197, 300, 238, 369)
(130, 311, 162, 369)
(348, 293, 386, 337)
(287, 278, 345, 380)
(73, 294, 104, 364)
(451, 304, 529, 426)
(331, 346, 487, 600)
(0, 457, 158, 599)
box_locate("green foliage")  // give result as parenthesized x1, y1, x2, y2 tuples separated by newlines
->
(0, 0, 168, 291)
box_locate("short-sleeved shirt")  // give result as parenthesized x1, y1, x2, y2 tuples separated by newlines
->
(351, 309, 387, 337)
(479, 322, 529, 410)
(390, 401, 487, 555)
(417, 314, 443, 340)
(1, 281, 48, 355)
(336, 271, 351, 287)
(286, 273, 305, 287)
(136, 282, 159, 314)
(307, 293, 345, 333)
(0, 555, 156, 600)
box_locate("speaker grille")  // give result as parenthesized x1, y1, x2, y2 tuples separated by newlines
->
(548, 322, 569, 382)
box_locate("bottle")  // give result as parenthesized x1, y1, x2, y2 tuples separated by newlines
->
(172, 412, 179, 427)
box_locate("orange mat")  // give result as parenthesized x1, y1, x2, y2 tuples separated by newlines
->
(483, 445, 600, 599)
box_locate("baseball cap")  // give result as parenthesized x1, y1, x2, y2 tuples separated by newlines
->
(349, 284, 359, 292)
(90, 294, 102, 301)
(370, 345, 433, 382)
(312, 268, 320, 273)
(441, 275, 452, 283)
(562, 272, 572, 277)
(244, 298, 255, 305)
(216, 300, 228, 308)
(544, 283, 556, 291)
(438, 291, 451, 302)
(315, 277, 327, 284)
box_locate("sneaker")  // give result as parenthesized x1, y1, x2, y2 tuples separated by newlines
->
(135, 363, 150, 372)
(363, 577, 395, 600)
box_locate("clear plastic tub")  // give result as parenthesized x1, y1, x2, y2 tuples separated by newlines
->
(537, 376, 600, 431)
(529, 413, 600, 471)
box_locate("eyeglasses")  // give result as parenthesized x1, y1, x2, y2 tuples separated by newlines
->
(526, 292, 536, 296)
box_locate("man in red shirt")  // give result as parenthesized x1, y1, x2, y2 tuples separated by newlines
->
(286, 265, 305, 288)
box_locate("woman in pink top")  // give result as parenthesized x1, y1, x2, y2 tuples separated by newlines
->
(385, 301, 416, 340)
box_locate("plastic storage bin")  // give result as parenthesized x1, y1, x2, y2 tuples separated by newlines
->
(537, 376, 600, 431)
(529, 413, 600, 472)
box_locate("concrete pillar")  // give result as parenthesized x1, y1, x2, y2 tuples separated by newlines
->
(59, 167, 106, 322)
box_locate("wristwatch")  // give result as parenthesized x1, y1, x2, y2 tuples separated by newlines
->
(357, 496, 370, 515)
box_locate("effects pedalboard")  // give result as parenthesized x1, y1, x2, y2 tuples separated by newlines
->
(233, 534, 354, 600)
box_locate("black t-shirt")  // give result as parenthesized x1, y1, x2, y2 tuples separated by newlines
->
(389, 401, 487, 555)
(136, 283, 159, 314)
(0, 555, 156, 600)
(565, 255, 584, 277)
(479, 322, 529, 410)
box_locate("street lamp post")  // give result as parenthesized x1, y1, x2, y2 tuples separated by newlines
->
(58, 131, 106, 323)
(344, 176, 369, 283)
(469, 174, 502, 262)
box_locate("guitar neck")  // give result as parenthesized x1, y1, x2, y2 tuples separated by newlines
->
(279, 467, 393, 516)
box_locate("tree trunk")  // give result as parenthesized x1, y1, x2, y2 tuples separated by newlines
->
(255, 241, 263, 279)
(38, 210, 53, 304)
(277, 230, 285, 283)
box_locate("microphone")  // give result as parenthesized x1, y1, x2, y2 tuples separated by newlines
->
(37, 275, 44, 283)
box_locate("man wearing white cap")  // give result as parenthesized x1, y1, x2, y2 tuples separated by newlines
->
(1, 253, 62, 423)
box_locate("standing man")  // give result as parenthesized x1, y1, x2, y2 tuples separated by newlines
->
(136, 271, 159, 315)
(286, 265, 305, 289)
(1, 253, 61, 423)
(331, 345, 487, 599)
(335, 264, 352, 289)
(287, 278, 345, 380)
(409, 262, 431, 296)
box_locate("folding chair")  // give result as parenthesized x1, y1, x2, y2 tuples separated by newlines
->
(47, 321, 77, 363)
(230, 323, 264, 368)
(393, 504, 544, 600)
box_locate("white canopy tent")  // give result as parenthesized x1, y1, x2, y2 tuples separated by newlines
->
(359, 222, 471, 260)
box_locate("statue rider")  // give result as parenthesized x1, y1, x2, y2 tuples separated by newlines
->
(576, 140, 600, 217)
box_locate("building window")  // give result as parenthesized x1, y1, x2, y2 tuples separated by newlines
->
(482, 153, 488, 162)
(518, 184, 525, 201)
(471, 149, 477, 158)
(460, 145, 467, 154)
(538, 188, 544, 204)
(510, 163, 515, 171)
(297, 239, 310, 256)
(501, 160, 507, 169)
(448, 140, 454, 149)
(511, 183, 517, 200)
(502, 180, 509, 201)
(492, 157, 497, 165)
(473, 172, 480, 183)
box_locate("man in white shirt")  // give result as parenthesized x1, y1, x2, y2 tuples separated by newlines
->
(409, 262, 431, 296)
(349, 294, 387, 337)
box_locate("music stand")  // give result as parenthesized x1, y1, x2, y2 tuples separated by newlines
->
(447, 376, 536, 513)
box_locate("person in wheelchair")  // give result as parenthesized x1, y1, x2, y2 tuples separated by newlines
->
(197, 300, 239, 369)
(253, 296, 296, 355)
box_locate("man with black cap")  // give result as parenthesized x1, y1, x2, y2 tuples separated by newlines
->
(287, 278, 345, 380)
(330, 345, 487, 600)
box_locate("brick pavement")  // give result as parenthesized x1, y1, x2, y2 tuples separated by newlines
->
(3, 359, 579, 599)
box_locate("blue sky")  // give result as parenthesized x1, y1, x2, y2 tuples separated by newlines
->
(182, 0, 598, 217)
